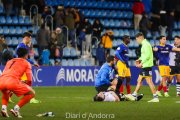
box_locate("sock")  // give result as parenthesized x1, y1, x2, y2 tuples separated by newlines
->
(17, 94, 34, 108)
(157, 85, 163, 91)
(176, 82, 180, 95)
(153, 94, 158, 98)
(115, 77, 123, 94)
(126, 84, 131, 94)
(2, 105, 7, 110)
(119, 85, 124, 93)
(163, 86, 168, 93)
(14, 105, 20, 111)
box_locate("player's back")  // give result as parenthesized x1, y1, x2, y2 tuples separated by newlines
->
(1, 58, 31, 80)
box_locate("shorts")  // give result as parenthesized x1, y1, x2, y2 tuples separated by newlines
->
(158, 65, 170, 77)
(0, 77, 31, 97)
(95, 84, 110, 93)
(117, 60, 131, 77)
(170, 66, 180, 75)
(139, 67, 152, 77)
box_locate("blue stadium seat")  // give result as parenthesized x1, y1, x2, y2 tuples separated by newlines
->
(0, 4, 3, 13)
(50, 59, 55, 66)
(34, 48, 39, 57)
(15, 26, 22, 35)
(12, 37, 18, 46)
(6, 16, 12, 24)
(6, 37, 12, 45)
(113, 40, 117, 47)
(0, 26, 3, 34)
(32, 37, 37, 45)
(80, 59, 86, 66)
(61, 59, 67, 66)
(67, 59, 74, 66)
(24, 16, 31, 24)
(110, 49, 115, 56)
(70, 47, 77, 57)
(9, 26, 16, 35)
(22, 26, 27, 33)
(18, 37, 22, 43)
(12, 16, 18, 24)
(114, 30, 119, 37)
(119, 29, 124, 37)
(3, 26, 9, 35)
(63, 47, 71, 57)
(124, 29, 130, 36)
(85, 59, 92, 66)
(74, 59, 80, 66)
(0, 16, 6, 24)
(18, 16, 24, 24)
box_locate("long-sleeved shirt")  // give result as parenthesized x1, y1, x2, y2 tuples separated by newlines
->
(115, 43, 129, 67)
(95, 63, 113, 87)
(139, 39, 153, 68)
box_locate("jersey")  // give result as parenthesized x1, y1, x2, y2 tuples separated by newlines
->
(1, 58, 32, 86)
(169, 44, 176, 66)
(95, 63, 113, 87)
(115, 43, 129, 66)
(175, 45, 180, 66)
(103, 91, 116, 102)
(156, 44, 173, 65)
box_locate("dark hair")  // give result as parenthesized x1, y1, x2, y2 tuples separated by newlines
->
(174, 35, 180, 39)
(135, 32, 144, 38)
(106, 56, 114, 63)
(159, 35, 166, 40)
(17, 48, 28, 58)
(23, 32, 32, 38)
(122, 35, 130, 41)
(93, 95, 104, 102)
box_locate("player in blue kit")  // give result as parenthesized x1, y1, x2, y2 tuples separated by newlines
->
(154, 36, 180, 97)
(115, 35, 131, 95)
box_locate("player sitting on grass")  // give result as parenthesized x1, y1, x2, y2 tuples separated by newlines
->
(153, 36, 180, 97)
(95, 56, 120, 93)
(93, 91, 144, 102)
(0, 48, 35, 118)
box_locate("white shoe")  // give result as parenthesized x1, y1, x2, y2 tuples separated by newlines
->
(1, 109, 9, 117)
(125, 94, 136, 101)
(164, 92, 170, 97)
(148, 98, 159, 103)
(10, 109, 22, 118)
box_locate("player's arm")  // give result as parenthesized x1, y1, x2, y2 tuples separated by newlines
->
(115, 47, 125, 62)
(110, 91, 120, 102)
(172, 47, 180, 52)
(153, 47, 158, 52)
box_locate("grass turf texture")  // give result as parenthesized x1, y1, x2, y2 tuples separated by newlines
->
(1, 86, 180, 120)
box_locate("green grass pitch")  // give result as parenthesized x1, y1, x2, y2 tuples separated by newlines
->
(1, 86, 180, 120)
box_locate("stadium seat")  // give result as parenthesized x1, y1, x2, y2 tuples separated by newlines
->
(6, 16, 12, 24)
(34, 48, 39, 57)
(0, 4, 3, 13)
(18, 16, 24, 24)
(6, 37, 12, 45)
(9, 26, 16, 35)
(22, 26, 27, 33)
(15, 26, 22, 35)
(61, 59, 68, 66)
(63, 47, 71, 57)
(3, 26, 9, 35)
(80, 59, 86, 66)
(70, 47, 77, 57)
(74, 59, 80, 66)
(50, 59, 55, 66)
(24, 16, 31, 24)
(12, 16, 18, 24)
(67, 59, 74, 66)
(110, 49, 115, 56)
(12, 37, 18, 46)
(0, 26, 3, 34)
(0, 16, 6, 24)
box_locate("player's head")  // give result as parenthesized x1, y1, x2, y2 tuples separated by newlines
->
(159, 35, 166, 45)
(106, 56, 115, 66)
(122, 35, 130, 45)
(174, 35, 180, 46)
(17, 48, 28, 59)
(23, 32, 32, 45)
(135, 32, 144, 44)
(93, 92, 105, 102)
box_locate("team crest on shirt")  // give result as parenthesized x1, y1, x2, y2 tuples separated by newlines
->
(117, 47, 120, 50)
(166, 47, 169, 50)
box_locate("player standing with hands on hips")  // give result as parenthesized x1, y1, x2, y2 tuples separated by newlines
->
(132, 32, 159, 102)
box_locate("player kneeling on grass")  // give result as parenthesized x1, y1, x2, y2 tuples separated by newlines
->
(95, 56, 120, 93)
(0, 48, 35, 118)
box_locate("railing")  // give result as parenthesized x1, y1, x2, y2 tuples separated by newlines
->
(45, 15, 53, 32)
(61, 25, 69, 47)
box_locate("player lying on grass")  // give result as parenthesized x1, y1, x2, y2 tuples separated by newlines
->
(153, 35, 180, 97)
(168, 35, 180, 96)
(132, 32, 159, 102)
(93, 91, 143, 102)
(115, 35, 131, 95)
(95, 56, 121, 93)
(0, 48, 35, 118)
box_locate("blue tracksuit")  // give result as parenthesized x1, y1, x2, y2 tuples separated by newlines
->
(95, 63, 113, 87)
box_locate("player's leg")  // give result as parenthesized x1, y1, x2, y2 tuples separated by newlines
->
(1, 90, 10, 117)
(176, 74, 180, 96)
(126, 77, 131, 94)
(145, 77, 159, 102)
(167, 76, 174, 92)
(162, 76, 169, 97)
(10, 83, 35, 118)
(132, 75, 143, 97)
